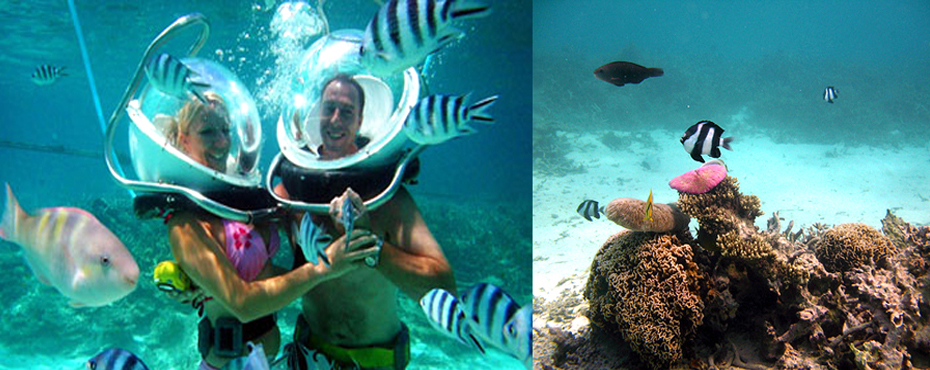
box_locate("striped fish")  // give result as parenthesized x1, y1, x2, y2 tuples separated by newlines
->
(0, 184, 139, 307)
(680, 120, 734, 163)
(295, 212, 331, 267)
(419, 288, 486, 354)
(576, 199, 603, 222)
(824, 86, 837, 103)
(458, 283, 531, 367)
(403, 93, 497, 145)
(86, 348, 150, 370)
(361, 0, 491, 76)
(31, 64, 67, 86)
(144, 53, 210, 104)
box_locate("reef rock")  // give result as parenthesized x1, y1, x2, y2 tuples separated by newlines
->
(604, 198, 690, 233)
(584, 229, 703, 369)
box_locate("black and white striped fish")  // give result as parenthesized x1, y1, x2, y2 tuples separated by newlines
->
(86, 348, 150, 370)
(577, 199, 603, 222)
(680, 120, 734, 163)
(403, 93, 497, 145)
(420, 288, 486, 354)
(458, 283, 532, 369)
(361, 0, 491, 76)
(824, 86, 837, 103)
(31, 65, 67, 86)
(144, 53, 210, 104)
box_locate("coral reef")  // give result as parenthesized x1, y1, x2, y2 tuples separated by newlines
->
(814, 223, 896, 273)
(604, 198, 690, 233)
(583, 229, 704, 369)
(536, 173, 930, 369)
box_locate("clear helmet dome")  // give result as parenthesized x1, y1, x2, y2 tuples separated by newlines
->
(127, 57, 263, 192)
(277, 28, 420, 171)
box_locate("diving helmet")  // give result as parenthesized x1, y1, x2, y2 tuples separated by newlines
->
(128, 57, 263, 193)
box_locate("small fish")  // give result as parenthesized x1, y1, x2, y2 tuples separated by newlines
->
(0, 184, 139, 307)
(576, 199, 604, 222)
(594, 61, 663, 87)
(86, 348, 150, 370)
(361, 0, 491, 76)
(295, 212, 331, 267)
(31, 65, 67, 86)
(341, 196, 357, 242)
(144, 53, 210, 104)
(404, 94, 497, 145)
(680, 120, 734, 163)
(458, 283, 532, 367)
(824, 86, 837, 103)
(643, 189, 653, 222)
(420, 288, 486, 354)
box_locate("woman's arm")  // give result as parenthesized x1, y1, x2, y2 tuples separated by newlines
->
(168, 212, 374, 322)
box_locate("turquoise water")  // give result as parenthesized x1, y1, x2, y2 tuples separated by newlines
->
(0, 1, 529, 369)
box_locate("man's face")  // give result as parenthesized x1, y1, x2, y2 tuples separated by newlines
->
(319, 80, 362, 158)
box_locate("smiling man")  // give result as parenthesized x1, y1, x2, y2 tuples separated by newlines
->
(317, 74, 366, 160)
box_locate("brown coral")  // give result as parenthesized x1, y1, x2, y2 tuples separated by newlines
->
(584, 230, 703, 369)
(604, 198, 691, 233)
(677, 176, 770, 259)
(814, 223, 895, 273)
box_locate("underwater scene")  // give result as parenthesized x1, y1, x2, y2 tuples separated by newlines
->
(533, 1, 930, 369)
(0, 0, 530, 369)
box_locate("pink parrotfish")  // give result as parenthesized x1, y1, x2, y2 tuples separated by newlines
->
(0, 184, 139, 307)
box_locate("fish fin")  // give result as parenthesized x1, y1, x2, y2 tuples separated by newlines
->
(690, 152, 705, 163)
(449, 0, 492, 20)
(710, 147, 721, 158)
(465, 332, 486, 354)
(1, 183, 26, 242)
(190, 89, 209, 105)
(721, 137, 735, 151)
(467, 95, 498, 124)
(650, 68, 664, 77)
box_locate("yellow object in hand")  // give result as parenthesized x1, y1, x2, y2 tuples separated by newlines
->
(153, 260, 191, 293)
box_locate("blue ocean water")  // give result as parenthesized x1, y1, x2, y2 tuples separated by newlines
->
(0, 1, 529, 369)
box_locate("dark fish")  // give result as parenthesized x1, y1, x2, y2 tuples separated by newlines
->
(86, 348, 150, 370)
(594, 61, 663, 87)
(680, 120, 734, 163)
(576, 199, 603, 221)
(31, 65, 67, 86)
(824, 86, 837, 103)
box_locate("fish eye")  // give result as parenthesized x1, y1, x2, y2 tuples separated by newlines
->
(87, 360, 97, 370)
(100, 255, 111, 267)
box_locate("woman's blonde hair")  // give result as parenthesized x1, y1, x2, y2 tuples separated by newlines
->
(164, 91, 229, 147)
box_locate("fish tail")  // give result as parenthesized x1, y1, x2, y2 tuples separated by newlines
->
(447, 0, 491, 20)
(467, 94, 498, 124)
(722, 136, 735, 151)
(1, 183, 25, 242)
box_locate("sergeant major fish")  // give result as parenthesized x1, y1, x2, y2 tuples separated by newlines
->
(824, 86, 837, 103)
(458, 283, 532, 369)
(86, 348, 150, 370)
(144, 53, 211, 104)
(0, 184, 139, 307)
(361, 0, 491, 76)
(403, 93, 497, 145)
(680, 120, 734, 163)
(31, 64, 67, 86)
(420, 288, 486, 354)
(576, 199, 603, 222)
(295, 212, 331, 267)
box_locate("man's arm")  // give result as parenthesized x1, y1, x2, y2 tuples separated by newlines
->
(371, 187, 457, 300)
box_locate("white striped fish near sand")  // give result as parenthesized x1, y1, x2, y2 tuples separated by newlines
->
(0, 184, 139, 307)
(361, 0, 491, 76)
(403, 93, 497, 145)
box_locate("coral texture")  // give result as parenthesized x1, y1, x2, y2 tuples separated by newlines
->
(668, 161, 727, 194)
(583, 230, 703, 369)
(676, 176, 768, 258)
(604, 198, 690, 233)
(814, 223, 896, 273)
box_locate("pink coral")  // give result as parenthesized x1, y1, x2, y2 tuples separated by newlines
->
(669, 162, 727, 194)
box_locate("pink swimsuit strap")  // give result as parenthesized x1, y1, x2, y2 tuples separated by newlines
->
(222, 220, 279, 282)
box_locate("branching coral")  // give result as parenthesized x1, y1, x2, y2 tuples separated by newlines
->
(677, 176, 765, 257)
(814, 223, 896, 273)
(583, 229, 703, 369)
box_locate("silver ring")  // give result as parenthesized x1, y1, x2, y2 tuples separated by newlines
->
(365, 236, 383, 267)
